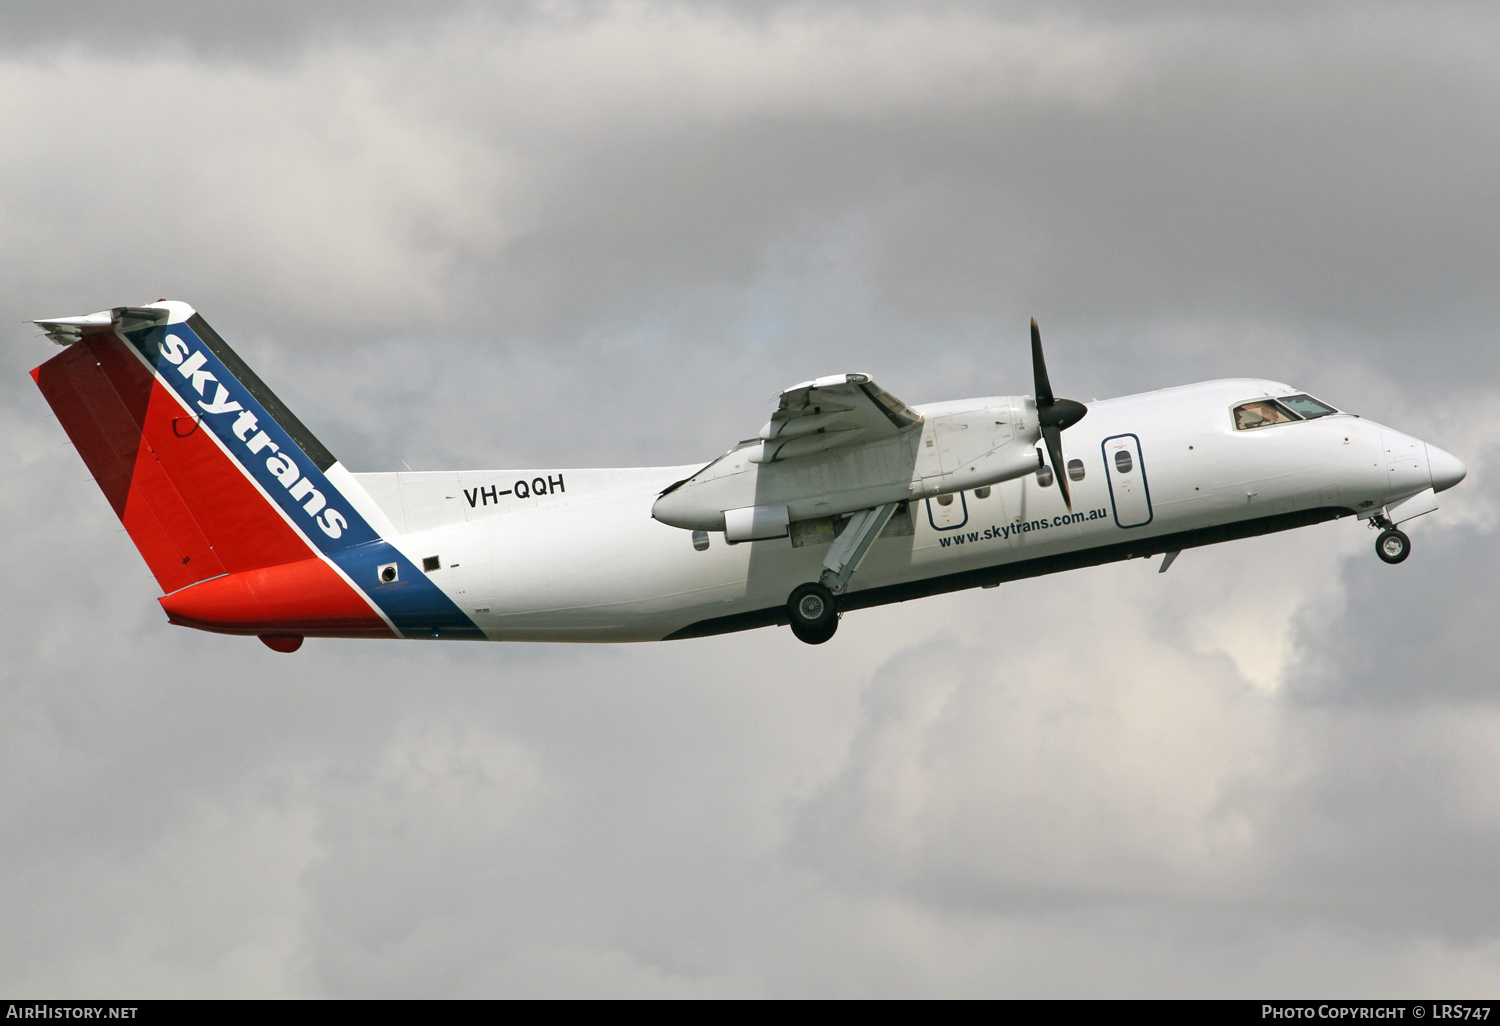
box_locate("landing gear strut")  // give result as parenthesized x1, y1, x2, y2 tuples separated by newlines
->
(1369, 513, 1411, 565)
(786, 502, 901, 645)
(788, 582, 838, 645)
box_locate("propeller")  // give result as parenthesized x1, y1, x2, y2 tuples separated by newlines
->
(1030, 318, 1088, 511)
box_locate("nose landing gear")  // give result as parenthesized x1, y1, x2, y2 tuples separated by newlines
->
(1369, 514, 1411, 564)
(788, 582, 839, 645)
(1376, 527, 1411, 564)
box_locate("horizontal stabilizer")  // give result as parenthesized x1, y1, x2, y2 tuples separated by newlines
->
(34, 306, 172, 346)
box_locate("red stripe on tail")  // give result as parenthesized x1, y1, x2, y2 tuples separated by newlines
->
(34, 332, 393, 639)
(160, 558, 395, 637)
(36, 338, 223, 592)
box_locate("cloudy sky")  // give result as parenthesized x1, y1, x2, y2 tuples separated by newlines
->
(3, 0, 1500, 997)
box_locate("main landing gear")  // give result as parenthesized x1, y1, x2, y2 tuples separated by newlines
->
(786, 502, 900, 645)
(1369, 514, 1411, 565)
(788, 582, 838, 645)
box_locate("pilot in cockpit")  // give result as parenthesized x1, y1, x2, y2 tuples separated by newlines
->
(1234, 399, 1298, 430)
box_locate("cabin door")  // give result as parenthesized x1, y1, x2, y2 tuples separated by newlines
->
(1102, 433, 1153, 528)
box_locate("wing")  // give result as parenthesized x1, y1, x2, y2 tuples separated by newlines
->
(751, 373, 921, 464)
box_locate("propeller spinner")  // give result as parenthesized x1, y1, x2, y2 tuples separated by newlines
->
(1030, 318, 1088, 511)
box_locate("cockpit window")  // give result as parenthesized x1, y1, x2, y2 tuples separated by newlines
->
(1233, 399, 1300, 431)
(1280, 394, 1338, 420)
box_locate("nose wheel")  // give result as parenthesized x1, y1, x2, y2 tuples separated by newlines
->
(788, 582, 838, 645)
(1375, 527, 1411, 564)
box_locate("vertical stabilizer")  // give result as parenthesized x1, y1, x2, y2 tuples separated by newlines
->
(32, 302, 483, 640)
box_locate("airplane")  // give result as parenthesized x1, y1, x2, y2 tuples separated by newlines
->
(29, 301, 1466, 650)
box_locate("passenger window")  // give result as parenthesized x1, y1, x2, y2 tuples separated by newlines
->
(936, 492, 955, 506)
(1113, 449, 1133, 474)
(1067, 459, 1085, 481)
(1036, 464, 1054, 487)
(974, 486, 991, 499)
(1233, 399, 1300, 431)
(1280, 394, 1337, 419)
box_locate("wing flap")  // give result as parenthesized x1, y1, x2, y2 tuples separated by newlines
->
(752, 373, 920, 464)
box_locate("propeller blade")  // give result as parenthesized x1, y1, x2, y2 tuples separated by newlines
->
(1029, 318, 1085, 511)
(1031, 318, 1054, 408)
(1042, 422, 1072, 511)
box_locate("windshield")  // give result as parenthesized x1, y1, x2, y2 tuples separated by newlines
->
(1279, 393, 1338, 419)
(1233, 399, 1299, 431)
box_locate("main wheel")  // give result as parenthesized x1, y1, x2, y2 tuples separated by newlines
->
(791, 619, 838, 645)
(788, 582, 838, 644)
(1376, 528, 1410, 564)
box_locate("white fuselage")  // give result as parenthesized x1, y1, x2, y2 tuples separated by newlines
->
(343, 378, 1453, 642)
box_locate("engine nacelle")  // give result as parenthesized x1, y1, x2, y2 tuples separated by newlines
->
(652, 395, 1041, 533)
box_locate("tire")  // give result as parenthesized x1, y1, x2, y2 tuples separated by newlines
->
(791, 619, 838, 645)
(1376, 528, 1410, 564)
(788, 582, 838, 644)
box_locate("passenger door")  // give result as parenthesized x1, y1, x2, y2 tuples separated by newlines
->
(1102, 434, 1153, 528)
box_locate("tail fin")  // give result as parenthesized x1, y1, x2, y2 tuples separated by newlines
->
(32, 302, 482, 641)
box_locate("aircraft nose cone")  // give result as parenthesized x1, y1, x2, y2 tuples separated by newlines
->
(1427, 443, 1467, 493)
